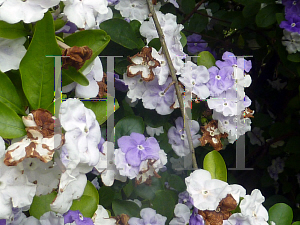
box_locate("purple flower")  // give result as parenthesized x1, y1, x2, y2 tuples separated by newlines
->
(282, 0, 300, 15)
(0, 220, 5, 225)
(187, 34, 208, 54)
(114, 73, 128, 92)
(128, 208, 167, 225)
(117, 132, 160, 167)
(98, 137, 105, 153)
(189, 208, 205, 225)
(206, 66, 235, 97)
(64, 210, 94, 225)
(108, 0, 120, 5)
(280, 15, 300, 33)
(178, 191, 193, 209)
(56, 21, 78, 34)
(215, 51, 252, 72)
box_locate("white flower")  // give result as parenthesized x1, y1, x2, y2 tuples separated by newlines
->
(232, 66, 252, 99)
(146, 126, 164, 137)
(94, 141, 127, 186)
(267, 78, 287, 90)
(0, 37, 26, 72)
(62, 0, 109, 29)
(59, 98, 101, 170)
(93, 7, 113, 29)
(282, 30, 300, 54)
(114, 148, 139, 179)
(62, 57, 104, 98)
(18, 158, 61, 196)
(50, 169, 87, 214)
(169, 203, 190, 225)
(179, 61, 210, 99)
(0, 158, 36, 219)
(92, 205, 116, 225)
(0, 136, 5, 159)
(39, 211, 64, 225)
(247, 127, 265, 146)
(0, 0, 60, 24)
(223, 213, 252, 225)
(239, 189, 269, 225)
(115, 0, 160, 23)
(185, 169, 228, 210)
(124, 74, 146, 103)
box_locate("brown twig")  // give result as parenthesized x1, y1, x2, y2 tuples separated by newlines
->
(164, 81, 175, 93)
(181, 0, 206, 24)
(146, 0, 198, 169)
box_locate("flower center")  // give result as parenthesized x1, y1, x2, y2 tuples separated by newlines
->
(216, 75, 221, 80)
(293, 1, 297, 5)
(202, 190, 209, 195)
(84, 126, 89, 133)
(191, 79, 196, 85)
(79, 213, 84, 220)
(224, 120, 229, 125)
(137, 145, 144, 150)
(0, 181, 6, 190)
(138, 78, 143, 83)
(194, 43, 198, 46)
(291, 23, 296, 27)
(28, 161, 38, 170)
(159, 91, 165, 97)
(180, 134, 185, 140)
(183, 198, 188, 203)
(131, 4, 135, 7)
(223, 102, 228, 106)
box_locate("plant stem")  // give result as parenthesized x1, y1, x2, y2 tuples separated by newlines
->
(181, 0, 206, 24)
(145, 0, 198, 169)
(57, 40, 70, 50)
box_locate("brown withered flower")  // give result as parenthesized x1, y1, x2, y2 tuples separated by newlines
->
(62, 46, 93, 70)
(243, 108, 254, 118)
(199, 120, 228, 151)
(114, 214, 130, 225)
(135, 159, 161, 185)
(4, 109, 64, 166)
(97, 72, 107, 98)
(198, 194, 237, 225)
(127, 46, 160, 82)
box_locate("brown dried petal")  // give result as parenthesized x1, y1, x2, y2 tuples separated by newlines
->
(62, 46, 92, 70)
(97, 72, 107, 98)
(31, 109, 55, 138)
(219, 194, 237, 212)
(243, 108, 254, 118)
(127, 47, 160, 82)
(114, 214, 130, 225)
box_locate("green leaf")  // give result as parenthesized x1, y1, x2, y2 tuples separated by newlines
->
(83, 97, 119, 125)
(276, 13, 285, 25)
(148, 38, 161, 52)
(100, 18, 142, 50)
(70, 181, 99, 218)
(112, 199, 140, 217)
(19, 11, 61, 110)
(62, 66, 89, 87)
(269, 122, 291, 138)
(156, 132, 173, 153)
(64, 30, 110, 72)
(0, 21, 28, 39)
(152, 190, 176, 223)
(135, 177, 163, 200)
(168, 174, 186, 192)
(292, 222, 300, 225)
(99, 186, 115, 208)
(284, 136, 300, 153)
(287, 53, 300, 62)
(203, 150, 227, 182)
(29, 191, 57, 219)
(251, 113, 273, 128)
(0, 71, 25, 115)
(188, 12, 208, 33)
(181, 0, 196, 14)
(115, 115, 145, 146)
(0, 101, 26, 139)
(123, 180, 134, 197)
(268, 203, 293, 225)
(256, 4, 281, 28)
(180, 32, 187, 48)
(197, 51, 216, 69)
(54, 19, 66, 31)
(242, 2, 261, 18)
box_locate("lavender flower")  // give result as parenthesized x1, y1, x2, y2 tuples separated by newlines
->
(189, 208, 205, 225)
(64, 210, 94, 225)
(178, 191, 193, 209)
(215, 51, 252, 73)
(117, 132, 160, 167)
(186, 34, 208, 54)
(55, 21, 77, 34)
(108, 0, 120, 5)
(206, 66, 234, 97)
(267, 157, 285, 181)
(128, 208, 167, 225)
(280, 15, 300, 33)
(114, 74, 128, 92)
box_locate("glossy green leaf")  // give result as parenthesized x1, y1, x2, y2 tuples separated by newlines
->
(83, 97, 119, 125)
(62, 65, 89, 87)
(100, 18, 142, 50)
(251, 113, 273, 128)
(242, 2, 260, 18)
(188, 11, 208, 33)
(123, 180, 134, 197)
(0, 71, 25, 115)
(168, 174, 186, 192)
(256, 4, 281, 27)
(197, 51, 216, 69)
(0, 21, 28, 39)
(287, 53, 300, 62)
(99, 186, 115, 208)
(112, 199, 140, 217)
(152, 190, 176, 223)
(64, 29, 110, 72)
(115, 115, 145, 147)
(148, 38, 161, 52)
(203, 150, 227, 182)
(292, 222, 300, 225)
(268, 203, 293, 225)
(276, 13, 285, 25)
(0, 101, 26, 139)
(180, 32, 187, 48)
(54, 18, 66, 31)
(135, 177, 162, 200)
(70, 181, 99, 218)
(19, 11, 61, 110)
(29, 191, 57, 219)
